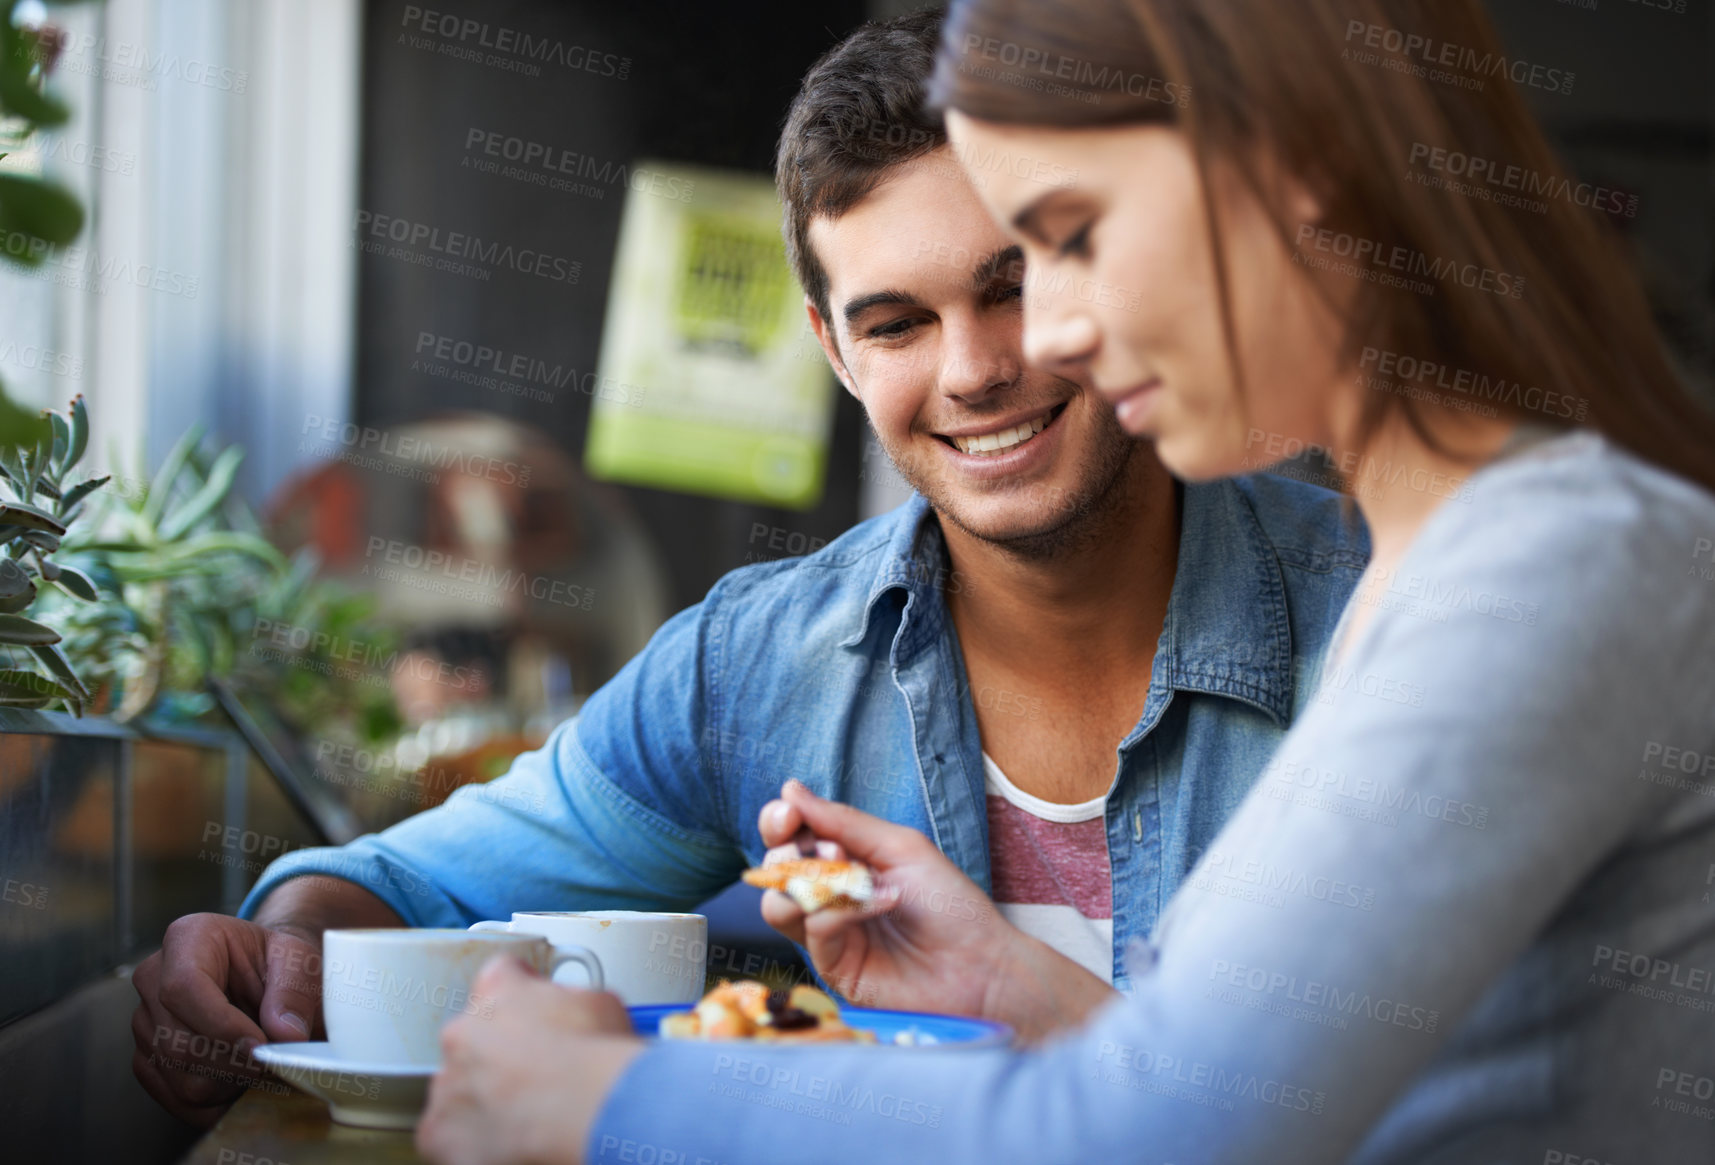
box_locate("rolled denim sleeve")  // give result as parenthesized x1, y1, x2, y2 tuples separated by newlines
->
(239, 603, 743, 926)
(589, 452, 1715, 1164)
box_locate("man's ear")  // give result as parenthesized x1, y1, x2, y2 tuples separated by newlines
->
(807, 298, 859, 399)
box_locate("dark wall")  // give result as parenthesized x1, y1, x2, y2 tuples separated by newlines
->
(354, 0, 1715, 625)
(1487, 0, 1713, 388)
(356, 0, 869, 614)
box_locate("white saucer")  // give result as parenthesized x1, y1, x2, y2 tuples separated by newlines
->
(251, 1042, 435, 1129)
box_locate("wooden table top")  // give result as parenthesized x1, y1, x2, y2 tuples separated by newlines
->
(182, 1087, 426, 1165)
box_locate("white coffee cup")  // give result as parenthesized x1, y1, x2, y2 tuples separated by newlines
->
(468, 911, 707, 1005)
(322, 928, 604, 1065)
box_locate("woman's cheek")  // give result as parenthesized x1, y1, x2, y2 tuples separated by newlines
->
(1167, 387, 1249, 482)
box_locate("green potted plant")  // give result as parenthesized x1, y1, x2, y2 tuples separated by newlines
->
(53, 427, 402, 741)
(0, 0, 88, 450)
(0, 0, 111, 712)
(0, 394, 107, 712)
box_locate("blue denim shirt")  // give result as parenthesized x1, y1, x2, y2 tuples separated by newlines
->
(242, 476, 1366, 987)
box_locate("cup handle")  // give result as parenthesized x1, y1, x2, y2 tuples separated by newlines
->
(546, 945, 604, 992)
(468, 920, 511, 934)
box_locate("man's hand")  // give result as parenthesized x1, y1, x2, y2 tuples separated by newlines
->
(757, 780, 1116, 1041)
(130, 876, 403, 1126)
(417, 957, 644, 1165)
(129, 914, 322, 1125)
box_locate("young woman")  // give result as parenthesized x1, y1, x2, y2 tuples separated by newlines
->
(416, 3, 1715, 1162)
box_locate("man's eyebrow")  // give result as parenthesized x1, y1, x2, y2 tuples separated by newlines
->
(838, 246, 1024, 326)
(842, 289, 921, 325)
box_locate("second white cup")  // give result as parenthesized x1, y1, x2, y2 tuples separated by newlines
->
(469, 911, 708, 1005)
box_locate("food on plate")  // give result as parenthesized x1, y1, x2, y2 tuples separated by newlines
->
(742, 857, 875, 914)
(658, 980, 877, 1044)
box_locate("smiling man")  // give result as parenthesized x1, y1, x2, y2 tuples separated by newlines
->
(130, 9, 1367, 1127)
(769, 11, 1366, 985)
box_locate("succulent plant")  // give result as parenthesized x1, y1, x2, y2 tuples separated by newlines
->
(0, 394, 108, 713)
(59, 425, 284, 720)
(0, 3, 102, 713)
(55, 428, 401, 742)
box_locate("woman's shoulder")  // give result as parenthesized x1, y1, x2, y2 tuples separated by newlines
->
(1466, 428, 1715, 527)
(1365, 432, 1715, 696)
(1434, 429, 1715, 571)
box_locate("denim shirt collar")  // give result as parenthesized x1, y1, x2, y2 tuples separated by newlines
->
(839, 492, 947, 657)
(841, 484, 1296, 726)
(1150, 480, 1297, 728)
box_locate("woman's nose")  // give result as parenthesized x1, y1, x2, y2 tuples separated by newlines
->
(1022, 293, 1098, 374)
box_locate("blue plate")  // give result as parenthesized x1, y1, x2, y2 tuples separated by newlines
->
(629, 1004, 1012, 1049)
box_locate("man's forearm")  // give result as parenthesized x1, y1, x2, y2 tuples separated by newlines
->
(250, 874, 406, 942)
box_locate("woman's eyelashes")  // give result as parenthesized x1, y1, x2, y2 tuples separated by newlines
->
(1057, 222, 1093, 259)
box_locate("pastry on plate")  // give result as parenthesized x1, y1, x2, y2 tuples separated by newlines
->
(741, 857, 875, 914)
(659, 980, 876, 1044)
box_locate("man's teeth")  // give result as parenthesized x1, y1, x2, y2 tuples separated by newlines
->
(951, 415, 1049, 456)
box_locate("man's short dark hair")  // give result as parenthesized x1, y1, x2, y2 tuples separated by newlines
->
(775, 9, 947, 328)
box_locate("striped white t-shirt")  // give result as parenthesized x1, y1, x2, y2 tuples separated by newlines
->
(982, 752, 1114, 984)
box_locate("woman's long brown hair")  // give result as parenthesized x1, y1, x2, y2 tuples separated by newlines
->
(929, 0, 1715, 493)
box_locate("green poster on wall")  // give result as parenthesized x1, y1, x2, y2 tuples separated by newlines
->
(584, 161, 836, 509)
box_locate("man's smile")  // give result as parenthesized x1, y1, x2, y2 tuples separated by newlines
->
(933, 403, 1067, 458)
